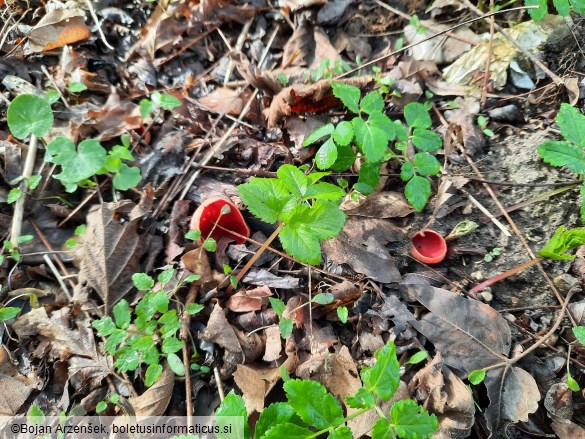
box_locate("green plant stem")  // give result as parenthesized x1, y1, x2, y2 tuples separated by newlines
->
(308, 403, 377, 438)
(468, 258, 542, 294)
(10, 134, 38, 247)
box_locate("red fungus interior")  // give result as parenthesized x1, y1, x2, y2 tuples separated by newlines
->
(412, 231, 446, 259)
(195, 199, 249, 244)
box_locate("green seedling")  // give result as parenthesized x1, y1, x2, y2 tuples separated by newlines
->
(0, 235, 34, 264)
(304, 83, 442, 211)
(237, 164, 347, 265)
(140, 92, 182, 119)
(477, 115, 494, 137)
(0, 306, 20, 321)
(65, 224, 87, 248)
(526, 0, 585, 21)
(92, 269, 202, 386)
(484, 247, 501, 262)
(269, 292, 335, 339)
(537, 104, 585, 222)
(95, 392, 119, 414)
(216, 342, 438, 439)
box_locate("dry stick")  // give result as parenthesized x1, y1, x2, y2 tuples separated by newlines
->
(464, 190, 511, 237)
(335, 5, 538, 80)
(41, 65, 69, 108)
(224, 18, 254, 86)
(181, 283, 198, 424)
(480, 0, 496, 108)
(10, 135, 38, 247)
(84, 0, 115, 51)
(43, 254, 72, 300)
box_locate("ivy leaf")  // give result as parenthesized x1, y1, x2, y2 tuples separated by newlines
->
(263, 423, 314, 439)
(7, 94, 54, 139)
(0, 307, 20, 321)
(254, 403, 300, 439)
(537, 141, 585, 173)
(360, 91, 384, 114)
(112, 164, 141, 190)
(404, 102, 431, 129)
(371, 417, 392, 439)
(332, 82, 361, 114)
(404, 176, 431, 212)
(390, 399, 439, 439)
(414, 153, 440, 176)
(284, 379, 344, 429)
(167, 352, 185, 376)
(113, 299, 131, 329)
(145, 363, 163, 387)
(332, 121, 354, 146)
(411, 129, 442, 152)
(277, 164, 309, 197)
(330, 143, 357, 172)
(316, 137, 338, 170)
(304, 123, 335, 146)
(361, 342, 400, 400)
(238, 178, 292, 224)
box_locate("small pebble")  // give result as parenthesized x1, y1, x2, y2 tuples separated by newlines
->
(553, 274, 578, 293)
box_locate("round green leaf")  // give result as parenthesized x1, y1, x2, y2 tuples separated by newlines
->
(412, 129, 442, 152)
(404, 102, 431, 129)
(7, 94, 53, 139)
(112, 164, 141, 191)
(414, 152, 441, 176)
(404, 176, 431, 212)
(468, 369, 486, 385)
(167, 352, 185, 376)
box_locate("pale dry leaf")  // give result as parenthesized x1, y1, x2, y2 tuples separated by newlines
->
(242, 269, 300, 289)
(226, 286, 272, 313)
(551, 419, 585, 439)
(76, 201, 148, 311)
(0, 347, 39, 415)
(233, 364, 282, 414)
(344, 191, 414, 218)
(28, 9, 90, 53)
(128, 365, 174, 416)
(544, 382, 573, 420)
(262, 326, 282, 362)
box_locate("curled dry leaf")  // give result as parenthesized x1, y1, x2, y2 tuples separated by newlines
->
(27, 9, 90, 53)
(128, 365, 174, 416)
(343, 191, 415, 218)
(226, 286, 272, 313)
(262, 326, 282, 362)
(202, 304, 243, 363)
(0, 346, 39, 415)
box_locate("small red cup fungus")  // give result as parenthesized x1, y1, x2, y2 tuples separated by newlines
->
(410, 229, 447, 264)
(190, 197, 250, 244)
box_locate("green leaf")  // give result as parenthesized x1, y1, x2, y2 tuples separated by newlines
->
(304, 182, 345, 201)
(557, 103, 585, 147)
(185, 230, 201, 241)
(216, 391, 250, 439)
(263, 423, 314, 439)
(304, 123, 334, 146)
(538, 226, 585, 260)
(573, 326, 585, 345)
(269, 297, 286, 316)
(390, 399, 439, 439)
(132, 273, 155, 290)
(95, 401, 108, 413)
(316, 138, 338, 170)
(306, 171, 331, 185)
(332, 82, 361, 113)
(68, 82, 88, 93)
(279, 317, 293, 338)
(537, 141, 585, 173)
(406, 351, 427, 365)
(353, 113, 394, 162)
(115, 346, 140, 372)
(284, 379, 344, 430)
(113, 299, 131, 329)
(238, 178, 292, 224)
(157, 93, 182, 110)
(400, 163, 414, 182)
(332, 121, 354, 146)
(27, 403, 45, 421)
(345, 387, 375, 409)
(157, 268, 174, 286)
(7, 94, 54, 139)
(105, 328, 127, 354)
(571, 0, 585, 13)
(411, 129, 442, 153)
(203, 238, 217, 252)
(7, 188, 23, 204)
(329, 426, 353, 439)
(167, 352, 185, 376)
(145, 363, 163, 387)
(280, 225, 322, 264)
(362, 342, 400, 400)
(27, 175, 42, 190)
(140, 99, 154, 119)
(526, 0, 547, 20)
(330, 143, 357, 171)
(254, 403, 299, 439)
(277, 164, 309, 197)
(404, 176, 431, 212)
(337, 306, 348, 323)
(581, 183, 585, 223)
(0, 307, 20, 321)
(358, 161, 380, 191)
(113, 164, 141, 190)
(162, 337, 184, 354)
(44, 90, 60, 105)
(371, 417, 392, 439)
(313, 292, 334, 305)
(413, 153, 440, 176)
(186, 303, 204, 315)
(404, 102, 431, 129)
(468, 369, 486, 385)
(93, 316, 116, 337)
(567, 372, 580, 391)
(360, 91, 384, 114)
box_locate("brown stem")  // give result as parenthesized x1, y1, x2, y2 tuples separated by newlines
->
(468, 258, 541, 295)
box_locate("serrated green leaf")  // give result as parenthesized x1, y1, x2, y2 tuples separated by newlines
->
(162, 336, 184, 354)
(105, 329, 127, 355)
(557, 103, 585, 146)
(332, 82, 361, 113)
(329, 426, 353, 439)
(115, 346, 140, 372)
(132, 273, 155, 290)
(571, 0, 585, 13)
(538, 141, 585, 173)
(358, 161, 380, 190)
(93, 316, 116, 337)
(304, 182, 345, 201)
(404, 176, 431, 212)
(371, 417, 392, 439)
(414, 153, 440, 176)
(332, 121, 354, 146)
(304, 123, 335, 146)
(113, 299, 131, 329)
(167, 352, 185, 376)
(345, 387, 375, 409)
(574, 326, 585, 345)
(401, 162, 415, 181)
(238, 178, 291, 224)
(362, 342, 400, 400)
(277, 164, 309, 197)
(7, 94, 54, 139)
(538, 226, 585, 260)
(526, 0, 547, 19)
(353, 114, 393, 162)
(263, 423, 314, 439)
(0, 307, 20, 321)
(411, 129, 442, 152)
(216, 391, 249, 439)
(390, 399, 439, 439)
(280, 225, 322, 264)
(279, 317, 293, 338)
(468, 369, 486, 385)
(360, 91, 384, 114)
(316, 137, 338, 170)
(254, 403, 299, 439)
(330, 143, 357, 171)
(113, 164, 141, 190)
(284, 379, 344, 429)
(269, 297, 286, 316)
(145, 363, 163, 387)
(404, 102, 431, 129)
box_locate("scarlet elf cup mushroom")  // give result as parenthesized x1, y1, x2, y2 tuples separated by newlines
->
(410, 229, 447, 264)
(190, 197, 250, 244)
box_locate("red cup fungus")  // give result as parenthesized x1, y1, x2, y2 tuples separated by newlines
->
(190, 197, 250, 244)
(410, 229, 447, 264)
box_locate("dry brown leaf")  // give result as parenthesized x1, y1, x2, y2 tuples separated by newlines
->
(444, 96, 484, 156)
(322, 216, 404, 283)
(128, 365, 174, 416)
(27, 9, 90, 53)
(551, 419, 585, 439)
(344, 191, 414, 218)
(202, 304, 243, 356)
(85, 92, 143, 141)
(544, 382, 573, 420)
(233, 364, 282, 414)
(197, 88, 249, 116)
(226, 286, 272, 313)
(166, 200, 190, 262)
(0, 346, 39, 415)
(262, 326, 282, 362)
(76, 201, 148, 311)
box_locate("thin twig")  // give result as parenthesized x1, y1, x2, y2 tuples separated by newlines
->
(10, 135, 38, 247)
(84, 0, 115, 50)
(480, 0, 495, 107)
(43, 254, 72, 300)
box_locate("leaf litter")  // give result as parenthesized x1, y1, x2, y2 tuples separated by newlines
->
(0, 0, 585, 437)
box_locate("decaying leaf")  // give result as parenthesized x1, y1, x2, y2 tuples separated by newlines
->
(0, 346, 39, 415)
(76, 200, 150, 311)
(226, 286, 272, 312)
(128, 365, 174, 416)
(232, 364, 282, 414)
(27, 9, 90, 53)
(262, 326, 282, 362)
(344, 191, 415, 218)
